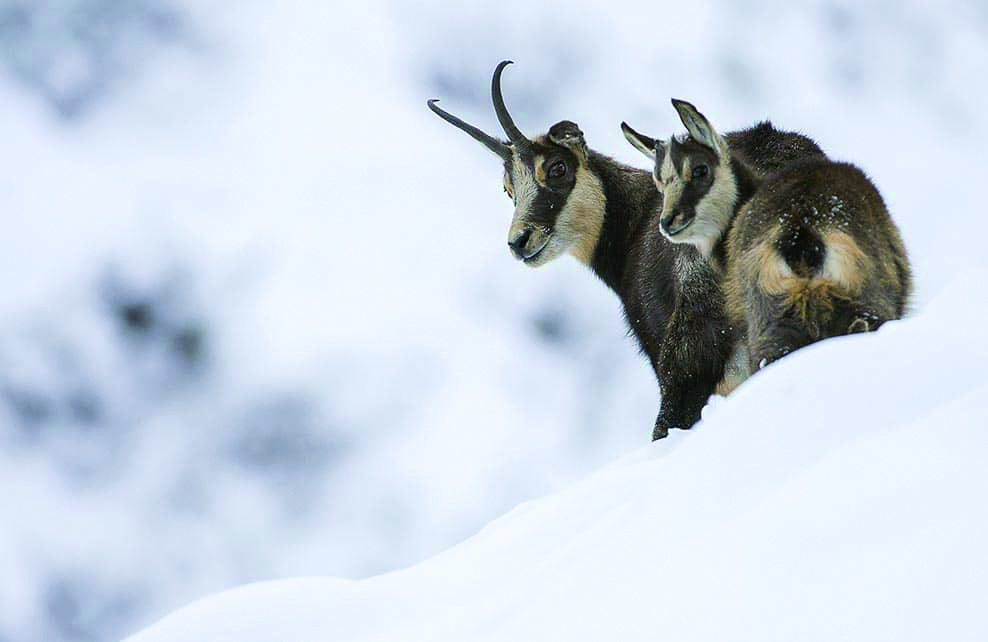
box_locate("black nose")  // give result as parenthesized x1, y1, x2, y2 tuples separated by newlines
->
(508, 229, 532, 259)
(660, 214, 676, 236)
(661, 210, 693, 237)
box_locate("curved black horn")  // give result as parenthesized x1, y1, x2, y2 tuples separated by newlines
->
(491, 60, 530, 150)
(427, 99, 512, 161)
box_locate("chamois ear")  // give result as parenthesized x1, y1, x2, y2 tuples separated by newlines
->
(621, 122, 662, 160)
(548, 120, 587, 157)
(671, 99, 728, 158)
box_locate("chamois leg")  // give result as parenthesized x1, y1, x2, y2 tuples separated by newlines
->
(750, 302, 882, 369)
(748, 315, 814, 371)
(847, 318, 870, 334)
(846, 310, 883, 334)
(653, 282, 734, 440)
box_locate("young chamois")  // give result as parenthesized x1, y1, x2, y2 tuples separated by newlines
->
(428, 61, 824, 439)
(623, 99, 911, 372)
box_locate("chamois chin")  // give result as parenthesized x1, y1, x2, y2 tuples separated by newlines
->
(626, 98, 912, 373)
(429, 62, 827, 439)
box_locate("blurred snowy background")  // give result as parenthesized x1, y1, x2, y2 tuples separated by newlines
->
(0, 1, 984, 640)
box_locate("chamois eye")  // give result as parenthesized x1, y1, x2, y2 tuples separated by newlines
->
(692, 164, 709, 180)
(548, 162, 566, 179)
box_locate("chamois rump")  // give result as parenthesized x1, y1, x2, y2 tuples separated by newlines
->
(623, 99, 911, 372)
(428, 61, 824, 439)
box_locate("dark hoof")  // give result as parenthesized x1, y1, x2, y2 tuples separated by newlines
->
(848, 312, 882, 334)
(847, 318, 870, 334)
(652, 420, 669, 441)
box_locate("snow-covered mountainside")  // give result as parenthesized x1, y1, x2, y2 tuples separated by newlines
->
(129, 271, 988, 641)
(1, 1, 986, 640)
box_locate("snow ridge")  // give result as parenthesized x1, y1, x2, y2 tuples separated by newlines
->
(129, 267, 988, 642)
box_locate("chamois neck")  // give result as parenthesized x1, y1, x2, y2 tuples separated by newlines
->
(585, 151, 658, 294)
(730, 154, 761, 207)
(710, 154, 762, 270)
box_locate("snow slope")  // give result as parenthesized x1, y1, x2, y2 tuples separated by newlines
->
(129, 267, 988, 641)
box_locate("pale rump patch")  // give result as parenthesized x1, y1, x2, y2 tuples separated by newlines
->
(743, 229, 872, 331)
(748, 237, 795, 297)
(819, 230, 870, 292)
(751, 229, 869, 297)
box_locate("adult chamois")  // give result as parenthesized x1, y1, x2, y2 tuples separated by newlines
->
(623, 99, 911, 372)
(428, 62, 824, 439)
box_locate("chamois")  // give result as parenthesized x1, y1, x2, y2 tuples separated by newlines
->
(428, 61, 824, 439)
(623, 99, 911, 372)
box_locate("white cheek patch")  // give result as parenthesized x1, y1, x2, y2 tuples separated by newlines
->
(687, 158, 739, 258)
(661, 180, 685, 222)
(657, 146, 684, 222)
(510, 156, 538, 219)
(659, 147, 685, 222)
(507, 156, 543, 248)
(659, 145, 675, 185)
(555, 166, 605, 265)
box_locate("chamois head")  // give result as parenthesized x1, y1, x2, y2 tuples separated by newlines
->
(428, 61, 604, 266)
(622, 99, 738, 258)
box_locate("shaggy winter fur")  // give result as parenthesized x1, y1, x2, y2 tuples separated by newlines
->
(431, 66, 830, 439)
(628, 99, 912, 372)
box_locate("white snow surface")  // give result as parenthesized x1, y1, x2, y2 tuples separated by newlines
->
(130, 272, 988, 641)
